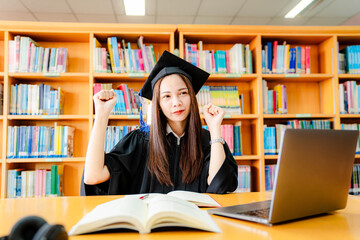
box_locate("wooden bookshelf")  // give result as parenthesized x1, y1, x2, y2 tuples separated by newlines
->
(0, 21, 176, 198)
(1, 22, 360, 198)
(177, 24, 360, 192)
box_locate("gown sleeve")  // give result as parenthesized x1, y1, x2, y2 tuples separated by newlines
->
(83, 129, 149, 195)
(201, 129, 238, 194)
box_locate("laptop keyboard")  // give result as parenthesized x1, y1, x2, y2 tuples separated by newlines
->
(238, 208, 270, 219)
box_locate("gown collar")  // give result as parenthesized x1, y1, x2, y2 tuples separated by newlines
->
(166, 124, 184, 145)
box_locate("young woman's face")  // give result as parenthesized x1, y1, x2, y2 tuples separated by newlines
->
(159, 74, 191, 125)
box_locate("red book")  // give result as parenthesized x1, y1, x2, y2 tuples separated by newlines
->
(93, 83, 102, 95)
(117, 84, 132, 114)
(301, 47, 306, 74)
(272, 41, 278, 74)
(305, 46, 311, 74)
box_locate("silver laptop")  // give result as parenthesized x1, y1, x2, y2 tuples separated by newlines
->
(209, 129, 359, 225)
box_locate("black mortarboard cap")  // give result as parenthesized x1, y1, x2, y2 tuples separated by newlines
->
(140, 50, 210, 100)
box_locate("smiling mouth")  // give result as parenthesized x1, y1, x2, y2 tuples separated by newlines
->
(173, 110, 184, 115)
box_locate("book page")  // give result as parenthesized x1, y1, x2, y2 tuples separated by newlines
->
(167, 190, 221, 207)
(123, 191, 221, 207)
(146, 195, 221, 233)
(68, 197, 148, 235)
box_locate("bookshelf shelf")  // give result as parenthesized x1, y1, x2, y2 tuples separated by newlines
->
(207, 74, 258, 81)
(107, 115, 140, 120)
(340, 114, 360, 119)
(264, 155, 278, 160)
(8, 73, 90, 82)
(6, 157, 85, 163)
(264, 114, 336, 119)
(234, 155, 261, 161)
(262, 74, 334, 82)
(338, 74, 360, 79)
(7, 115, 90, 120)
(93, 73, 149, 80)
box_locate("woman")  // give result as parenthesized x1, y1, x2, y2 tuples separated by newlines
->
(83, 51, 238, 195)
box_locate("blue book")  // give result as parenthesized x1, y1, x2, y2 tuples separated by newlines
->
(111, 37, 121, 73)
(267, 42, 273, 72)
(127, 42, 133, 72)
(296, 46, 302, 73)
(268, 90, 273, 114)
(16, 173, 22, 198)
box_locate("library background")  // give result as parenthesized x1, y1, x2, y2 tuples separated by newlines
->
(0, 21, 360, 199)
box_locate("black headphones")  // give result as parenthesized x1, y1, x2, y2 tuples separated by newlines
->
(0, 216, 68, 240)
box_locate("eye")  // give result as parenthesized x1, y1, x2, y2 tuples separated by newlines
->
(162, 94, 170, 99)
(180, 91, 188, 95)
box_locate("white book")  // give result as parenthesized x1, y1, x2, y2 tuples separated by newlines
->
(68, 195, 221, 236)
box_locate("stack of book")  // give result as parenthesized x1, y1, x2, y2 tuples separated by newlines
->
(7, 165, 64, 198)
(93, 83, 142, 115)
(339, 80, 360, 114)
(261, 41, 311, 74)
(264, 120, 331, 155)
(235, 165, 251, 192)
(265, 164, 277, 191)
(105, 125, 137, 153)
(262, 80, 287, 114)
(341, 123, 360, 154)
(7, 123, 75, 159)
(196, 85, 243, 115)
(93, 36, 156, 73)
(10, 84, 64, 115)
(203, 124, 242, 156)
(349, 164, 360, 195)
(8, 36, 68, 73)
(338, 44, 360, 74)
(184, 41, 253, 74)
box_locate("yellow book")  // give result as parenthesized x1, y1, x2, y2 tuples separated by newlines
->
(274, 84, 283, 114)
(58, 126, 63, 157)
(107, 37, 115, 73)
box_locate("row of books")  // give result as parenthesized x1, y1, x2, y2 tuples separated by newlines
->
(93, 36, 157, 73)
(184, 41, 253, 74)
(0, 83, 3, 114)
(6, 124, 75, 159)
(265, 164, 277, 191)
(264, 120, 331, 155)
(10, 84, 64, 115)
(338, 45, 360, 74)
(9, 36, 68, 73)
(196, 85, 243, 115)
(341, 123, 360, 154)
(105, 125, 138, 153)
(93, 83, 141, 115)
(262, 80, 287, 114)
(261, 42, 311, 74)
(234, 165, 251, 193)
(203, 124, 242, 156)
(7, 165, 64, 198)
(339, 81, 360, 114)
(350, 164, 360, 195)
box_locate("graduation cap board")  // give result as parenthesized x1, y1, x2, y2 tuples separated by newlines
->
(140, 50, 210, 100)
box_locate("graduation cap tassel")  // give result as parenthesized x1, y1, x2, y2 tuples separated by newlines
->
(139, 90, 150, 133)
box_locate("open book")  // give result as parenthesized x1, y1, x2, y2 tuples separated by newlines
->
(68, 195, 221, 235)
(123, 190, 221, 207)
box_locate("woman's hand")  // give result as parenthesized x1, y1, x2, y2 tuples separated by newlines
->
(203, 104, 225, 136)
(93, 89, 117, 118)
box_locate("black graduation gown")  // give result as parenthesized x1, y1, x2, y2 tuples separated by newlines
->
(83, 128, 238, 195)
